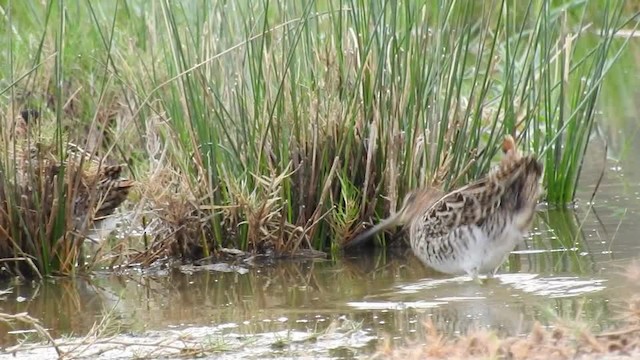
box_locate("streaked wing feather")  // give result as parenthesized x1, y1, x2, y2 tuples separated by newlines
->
(422, 154, 539, 239)
(421, 189, 486, 239)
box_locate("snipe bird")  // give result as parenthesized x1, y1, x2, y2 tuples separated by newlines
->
(6, 107, 134, 238)
(71, 163, 135, 235)
(345, 135, 543, 280)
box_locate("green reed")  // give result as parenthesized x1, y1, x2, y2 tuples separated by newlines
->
(142, 0, 631, 251)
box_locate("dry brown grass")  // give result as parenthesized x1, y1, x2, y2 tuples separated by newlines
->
(0, 311, 61, 357)
(133, 158, 328, 264)
(374, 315, 640, 360)
(373, 268, 640, 360)
(0, 98, 135, 278)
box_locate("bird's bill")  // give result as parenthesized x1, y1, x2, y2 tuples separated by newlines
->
(342, 212, 402, 249)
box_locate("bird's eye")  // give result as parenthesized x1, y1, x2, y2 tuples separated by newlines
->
(20, 109, 40, 123)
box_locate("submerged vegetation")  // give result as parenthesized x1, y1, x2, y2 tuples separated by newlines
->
(0, 0, 637, 277)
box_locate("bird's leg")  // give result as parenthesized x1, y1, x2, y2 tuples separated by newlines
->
(467, 268, 482, 284)
(489, 254, 511, 279)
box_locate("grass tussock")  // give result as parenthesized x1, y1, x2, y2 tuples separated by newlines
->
(130, 0, 634, 263)
(374, 300, 640, 360)
(0, 96, 135, 278)
(0, 0, 637, 274)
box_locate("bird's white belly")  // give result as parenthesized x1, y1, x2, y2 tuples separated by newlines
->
(478, 224, 525, 273)
(415, 224, 526, 276)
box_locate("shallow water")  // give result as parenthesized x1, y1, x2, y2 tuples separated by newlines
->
(1, 140, 640, 359)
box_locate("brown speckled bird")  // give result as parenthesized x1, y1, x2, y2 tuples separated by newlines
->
(345, 135, 543, 280)
(6, 107, 134, 236)
(72, 164, 135, 232)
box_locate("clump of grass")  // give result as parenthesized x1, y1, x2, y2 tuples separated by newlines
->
(0, 103, 67, 278)
(0, 101, 135, 278)
(0, 0, 141, 278)
(133, 0, 632, 259)
(135, 162, 215, 263)
(373, 309, 640, 359)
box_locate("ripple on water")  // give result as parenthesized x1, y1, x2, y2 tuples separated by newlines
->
(345, 271, 607, 319)
(497, 273, 607, 298)
(347, 300, 446, 310)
